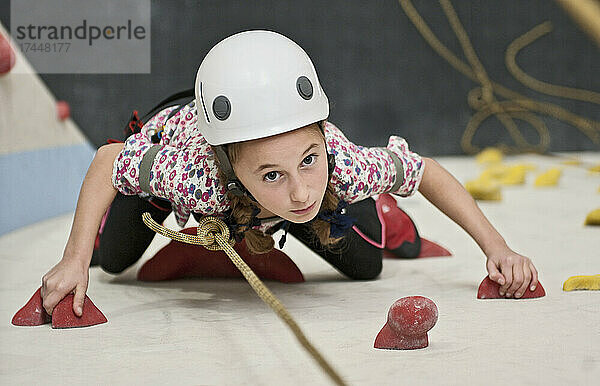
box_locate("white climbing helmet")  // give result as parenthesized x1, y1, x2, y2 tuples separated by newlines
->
(195, 30, 329, 145)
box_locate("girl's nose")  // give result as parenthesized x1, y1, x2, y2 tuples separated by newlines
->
(289, 175, 309, 203)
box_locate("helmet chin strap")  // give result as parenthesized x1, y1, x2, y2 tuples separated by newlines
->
(320, 121, 337, 176)
(212, 145, 257, 201)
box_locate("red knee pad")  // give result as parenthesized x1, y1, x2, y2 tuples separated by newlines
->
(137, 227, 304, 283)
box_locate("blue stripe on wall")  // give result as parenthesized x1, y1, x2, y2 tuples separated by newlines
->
(0, 143, 96, 235)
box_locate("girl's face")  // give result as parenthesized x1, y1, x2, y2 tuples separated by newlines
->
(231, 124, 329, 223)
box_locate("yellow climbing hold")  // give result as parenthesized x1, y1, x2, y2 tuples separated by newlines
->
(465, 178, 502, 201)
(501, 164, 530, 185)
(563, 275, 600, 291)
(479, 163, 534, 186)
(501, 166, 527, 185)
(561, 158, 581, 166)
(475, 147, 503, 164)
(584, 208, 600, 225)
(534, 168, 562, 187)
(589, 164, 600, 174)
(480, 164, 509, 180)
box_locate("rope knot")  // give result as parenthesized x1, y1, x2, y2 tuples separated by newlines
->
(141, 213, 234, 250)
(196, 216, 232, 250)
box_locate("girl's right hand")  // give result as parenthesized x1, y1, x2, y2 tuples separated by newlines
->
(41, 256, 90, 317)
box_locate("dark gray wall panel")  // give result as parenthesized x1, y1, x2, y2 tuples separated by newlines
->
(2, 0, 598, 155)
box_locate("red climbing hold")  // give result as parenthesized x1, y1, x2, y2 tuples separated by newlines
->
(416, 238, 452, 258)
(137, 228, 304, 283)
(12, 287, 107, 328)
(383, 238, 452, 259)
(11, 287, 51, 326)
(51, 293, 107, 328)
(374, 296, 438, 350)
(56, 100, 71, 121)
(0, 32, 16, 75)
(477, 276, 546, 299)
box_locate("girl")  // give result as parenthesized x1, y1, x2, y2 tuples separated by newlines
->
(41, 30, 539, 317)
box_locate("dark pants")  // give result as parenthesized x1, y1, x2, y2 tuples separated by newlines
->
(93, 194, 390, 280)
(287, 199, 384, 280)
(91, 194, 171, 273)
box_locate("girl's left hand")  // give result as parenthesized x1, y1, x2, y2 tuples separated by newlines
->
(486, 249, 539, 298)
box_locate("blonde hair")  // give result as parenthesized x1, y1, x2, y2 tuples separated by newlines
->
(216, 123, 341, 254)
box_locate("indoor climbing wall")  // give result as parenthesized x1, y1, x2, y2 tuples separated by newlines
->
(1, 0, 596, 155)
(398, 0, 600, 155)
(0, 2, 598, 385)
(0, 22, 95, 235)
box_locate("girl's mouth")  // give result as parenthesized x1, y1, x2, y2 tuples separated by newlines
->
(291, 201, 316, 215)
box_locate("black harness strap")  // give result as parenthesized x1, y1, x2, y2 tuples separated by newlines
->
(141, 88, 194, 122)
(122, 88, 195, 139)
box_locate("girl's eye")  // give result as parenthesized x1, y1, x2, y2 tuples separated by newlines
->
(302, 154, 317, 166)
(264, 171, 280, 182)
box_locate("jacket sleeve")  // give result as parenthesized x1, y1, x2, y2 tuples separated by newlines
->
(325, 122, 425, 204)
(111, 106, 176, 196)
(111, 107, 229, 216)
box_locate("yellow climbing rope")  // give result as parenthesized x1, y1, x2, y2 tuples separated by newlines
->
(142, 213, 346, 386)
(505, 21, 600, 105)
(398, 0, 600, 154)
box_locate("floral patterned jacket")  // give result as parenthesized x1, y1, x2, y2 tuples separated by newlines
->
(112, 101, 425, 231)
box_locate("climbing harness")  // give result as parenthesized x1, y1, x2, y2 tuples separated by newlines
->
(107, 88, 195, 145)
